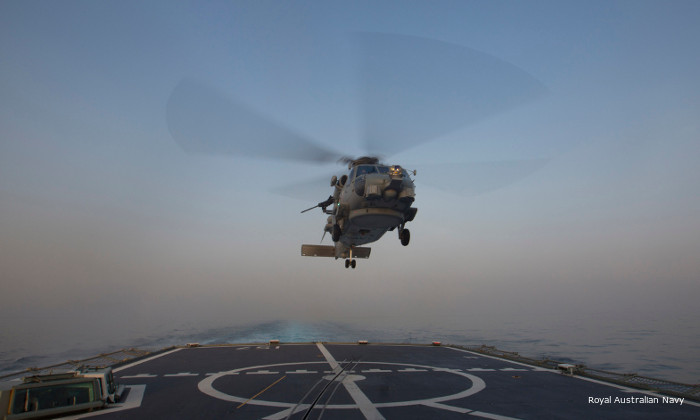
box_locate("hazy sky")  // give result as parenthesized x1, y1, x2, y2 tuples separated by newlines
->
(1, 1, 699, 355)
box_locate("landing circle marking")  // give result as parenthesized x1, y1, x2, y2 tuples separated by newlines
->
(198, 360, 486, 409)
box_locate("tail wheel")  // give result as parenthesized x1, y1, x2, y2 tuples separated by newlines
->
(400, 228, 410, 246)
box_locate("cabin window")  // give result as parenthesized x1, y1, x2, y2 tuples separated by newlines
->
(106, 372, 116, 394)
(11, 381, 96, 414)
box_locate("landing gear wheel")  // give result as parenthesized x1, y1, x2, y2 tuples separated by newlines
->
(345, 259, 350, 268)
(400, 228, 410, 246)
(332, 224, 341, 242)
(351, 259, 356, 269)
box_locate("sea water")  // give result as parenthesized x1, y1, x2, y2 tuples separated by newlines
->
(1, 317, 698, 385)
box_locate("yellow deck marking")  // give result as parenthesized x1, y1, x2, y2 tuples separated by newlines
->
(236, 375, 287, 409)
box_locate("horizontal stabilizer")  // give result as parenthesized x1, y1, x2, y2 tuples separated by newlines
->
(344, 247, 371, 259)
(301, 245, 371, 259)
(301, 244, 335, 258)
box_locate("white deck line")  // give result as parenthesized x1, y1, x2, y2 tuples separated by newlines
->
(422, 401, 471, 413)
(315, 342, 386, 420)
(113, 348, 182, 372)
(469, 410, 521, 420)
(448, 347, 552, 371)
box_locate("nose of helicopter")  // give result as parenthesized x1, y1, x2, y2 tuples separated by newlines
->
(383, 188, 398, 200)
(362, 173, 413, 203)
(363, 173, 394, 200)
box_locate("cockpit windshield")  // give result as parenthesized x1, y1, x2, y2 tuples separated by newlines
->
(353, 164, 409, 179)
(355, 165, 378, 176)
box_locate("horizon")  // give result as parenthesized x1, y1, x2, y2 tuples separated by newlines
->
(1, 1, 699, 384)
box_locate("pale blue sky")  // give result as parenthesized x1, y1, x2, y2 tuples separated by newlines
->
(1, 1, 699, 356)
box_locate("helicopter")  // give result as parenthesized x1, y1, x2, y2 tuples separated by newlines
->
(300, 156, 418, 268)
(166, 33, 545, 269)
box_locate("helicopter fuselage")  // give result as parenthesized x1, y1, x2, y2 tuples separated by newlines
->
(301, 157, 417, 268)
(325, 158, 417, 266)
(336, 173, 413, 245)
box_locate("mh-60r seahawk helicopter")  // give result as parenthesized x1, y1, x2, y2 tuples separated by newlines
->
(300, 156, 417, 268)
(166, 33, 545, 269)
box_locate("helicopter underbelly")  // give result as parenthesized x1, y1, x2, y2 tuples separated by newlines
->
(340, 208, 403, 246)
(341, 228, 386, 246)
(348, 208, 403, 229)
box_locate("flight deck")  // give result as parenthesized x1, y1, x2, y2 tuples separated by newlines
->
(50, 342, 700, 420)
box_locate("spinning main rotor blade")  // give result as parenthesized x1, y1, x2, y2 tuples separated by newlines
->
(415, 158, 550, 196)
(271, 173, 332, 202)
(166, 79, 341, 163)
(276, 158, 550, 201)
(167, 33, 548, 190)
(357, 33, 547, 156)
